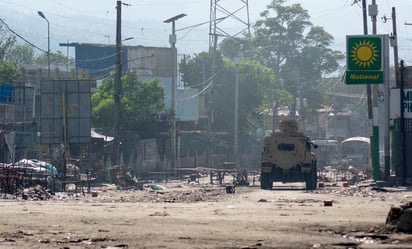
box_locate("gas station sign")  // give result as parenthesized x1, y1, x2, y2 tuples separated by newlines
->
(345, 35, 384, 85)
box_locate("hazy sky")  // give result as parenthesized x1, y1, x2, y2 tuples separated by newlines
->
(1, 0, 412, 62)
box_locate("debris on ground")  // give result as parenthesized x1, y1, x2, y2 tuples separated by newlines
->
(149, 210, 169, 216)
(386, 202, 412, 233)
(21, 185, 52, 200)
(144, 184, 165, 191)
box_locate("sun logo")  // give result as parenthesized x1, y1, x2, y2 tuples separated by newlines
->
(350, 39, 380, 69)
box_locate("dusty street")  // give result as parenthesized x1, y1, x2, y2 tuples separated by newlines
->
(1, 180, 412, 249)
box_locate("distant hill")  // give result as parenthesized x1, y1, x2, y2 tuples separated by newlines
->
(1, 6, 209, 58)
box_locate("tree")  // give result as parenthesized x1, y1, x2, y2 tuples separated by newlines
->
(0, 27, 20, 83)
(253, 0, 312, 76)
(0, 61, 21, 83)
(4, 43, 74, 70)
(35, 50, 74, 66)
(221, 0, 344, 115)
(5, 44, 35, 65)
(0, 27, 73, 81)
(0, 26, 15, 61)
(181, 52, 287, 137)
(91, 73, 165, 135)
(181, 52, 224, 89)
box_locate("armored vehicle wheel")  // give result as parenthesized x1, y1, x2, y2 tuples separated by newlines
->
(260, 172, 273, 190)
(304, 163, 317, 190)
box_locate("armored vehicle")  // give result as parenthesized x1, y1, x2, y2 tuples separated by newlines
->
(261, 120, 318, 190)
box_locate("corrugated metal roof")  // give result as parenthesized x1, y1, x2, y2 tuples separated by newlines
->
(91, 128, 113, 142)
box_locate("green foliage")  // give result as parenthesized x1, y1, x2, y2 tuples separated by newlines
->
(5, 44, 35, 64)
(91, 73, 165, 131)
(253, 0, 312, 73)
(0, 26, 16, 61)
(35, 50, 74, 66)
(181, 51, 224, 88)
(1, 26, 73, 72)
(181, 51, 280, 135)
(0, 25, 21, 83)
(0, 61, 21, 83)
(121, 74, 165, 126)
(220, 0, 344, 114)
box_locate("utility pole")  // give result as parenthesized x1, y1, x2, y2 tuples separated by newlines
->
(399, 60, 406, 185)
(164, 13, 186, 175)
(359, 0, 382, 180)
(382, 34, 390, 181)
(383, 7, 399, 181)
(361, 0, 373, 143)
(205, 33, 217, 168)
(361, 0, 378, 178)
(369, 0, 381, 180)
(389, 7, 400, 183)
(391, 8, 400, 87)
(234, 58, 240, 167)
(113, 0, 122, 166)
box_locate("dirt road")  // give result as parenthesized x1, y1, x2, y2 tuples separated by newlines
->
(1, 181, 412, 249)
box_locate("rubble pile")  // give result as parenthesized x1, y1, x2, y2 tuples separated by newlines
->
(386, 202, 412, 233)
(2, 181, 229, 203)
(117, 185, 225, 203)
(316, 181, 398, 200)
(67, 184, 227, 203)
(318, 168, 371, 185)
(21, 185, 52, 200)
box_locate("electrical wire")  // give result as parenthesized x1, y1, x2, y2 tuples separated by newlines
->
(75, 52, 117, 63)
(0, 18, 46, 53)
(180, 75, 216, 101)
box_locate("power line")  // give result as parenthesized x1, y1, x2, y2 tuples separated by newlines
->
(0, 18, 46, 53)
(74, 52, 117, 63)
